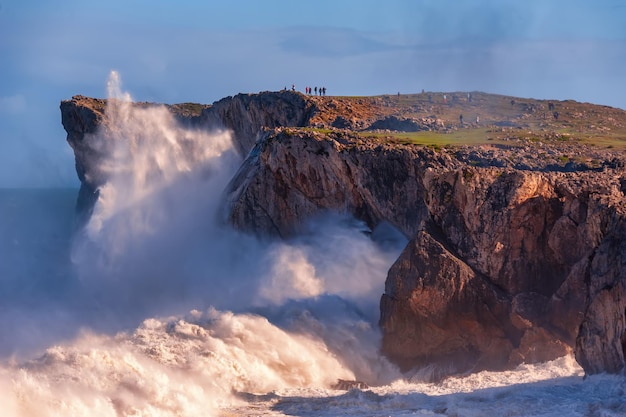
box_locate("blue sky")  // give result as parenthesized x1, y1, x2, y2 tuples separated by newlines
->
(1, 0, 625, 187)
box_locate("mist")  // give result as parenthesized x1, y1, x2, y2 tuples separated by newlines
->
(0, 71, 410, 415)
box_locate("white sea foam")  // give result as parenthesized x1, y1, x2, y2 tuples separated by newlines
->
(0, 72, 625, 416)
(1, 309, 359, 416)
(4, 327, 623, 417)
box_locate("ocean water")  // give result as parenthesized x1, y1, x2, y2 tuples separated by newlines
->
(0, 72, 624, 416)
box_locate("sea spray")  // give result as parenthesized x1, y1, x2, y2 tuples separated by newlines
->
(0, 71, 407, 415)
(79, 70, 236, 253)
(3, 309, 359, 417)
(68, 71, 247, 321)
(1, 71, 617, 416)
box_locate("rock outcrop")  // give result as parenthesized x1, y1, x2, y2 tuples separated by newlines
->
(225, 128, 433, 238)
(224, 126, 626, 377)
(382, 167, 626, 375)
(201, 91, 317, 155)
(61, 90, 626, 379)
(60, 91, 315, 217)
(367, 116, 423, 132)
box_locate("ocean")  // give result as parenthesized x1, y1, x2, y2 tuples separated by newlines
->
(0, 73, 624, 416)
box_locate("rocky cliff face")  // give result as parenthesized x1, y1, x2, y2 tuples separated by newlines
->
(226, 128, 436, 238)
(382, 166, 626, 376)
(201, 91, 317, 156)
(61, 91, 626, 379)
(60, 91, 315, 218)
(225, 127, 626, 378)
(60, 96, 108, 222)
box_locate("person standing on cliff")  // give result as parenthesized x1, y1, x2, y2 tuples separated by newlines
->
(459, 114, 463, 125)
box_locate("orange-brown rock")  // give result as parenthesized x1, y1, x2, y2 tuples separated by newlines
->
(225, 128, 626, 378)
(61, 91, 626, 379)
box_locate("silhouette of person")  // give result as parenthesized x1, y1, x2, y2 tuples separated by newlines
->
(460, 114, 464, 125)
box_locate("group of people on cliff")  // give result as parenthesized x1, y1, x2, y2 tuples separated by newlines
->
(285, 85, 327, 96)
(304, 86, 326, 96)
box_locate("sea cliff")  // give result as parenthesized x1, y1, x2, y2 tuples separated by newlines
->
(61, 90, 626, 379)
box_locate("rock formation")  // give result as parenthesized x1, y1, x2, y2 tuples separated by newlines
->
(60, 91, 314, 218)
(225, 126, 626, 377)
(61, 90, 626, 379)
(226, 128, 432, 238)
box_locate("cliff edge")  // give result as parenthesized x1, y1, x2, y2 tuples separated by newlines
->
(61, 90, 626, 379)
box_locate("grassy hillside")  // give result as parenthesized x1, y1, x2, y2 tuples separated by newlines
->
(307, 92, 626, 149)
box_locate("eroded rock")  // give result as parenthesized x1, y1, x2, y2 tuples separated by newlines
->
(61, 91, 626, 378)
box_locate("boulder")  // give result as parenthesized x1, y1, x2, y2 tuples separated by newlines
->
(367, 116, 422, 132)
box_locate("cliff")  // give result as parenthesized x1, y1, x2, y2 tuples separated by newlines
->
(60, 91, 314, 218)
(61, 90, 626, 379)
(225, 127, 626, 377)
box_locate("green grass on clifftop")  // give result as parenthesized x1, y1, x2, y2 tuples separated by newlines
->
(323, 91, 626, 150)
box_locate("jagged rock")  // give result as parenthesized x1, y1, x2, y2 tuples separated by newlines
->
(225, 128, 433, 238)
(331, 115, 356, 129)
(59, 96, 107, 221)
(381, 165, 626, 376)
(225, 129, 626, 377)
(575, 216, 626, 374)
(61, 91, 626, 378)
(60, 91, 316, 216)
(379, 228, 516, 374)
(366, 115, 422, 132)
(332, 379, 369, 390)
(199, 91, 317, 155)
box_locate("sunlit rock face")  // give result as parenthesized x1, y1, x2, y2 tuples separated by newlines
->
(225, 127, 626, 378)
(61, 91, 626, 378)
(382, 167, 626, 376)
(225, 128, 434, 238)
(202, 91, 317, 156)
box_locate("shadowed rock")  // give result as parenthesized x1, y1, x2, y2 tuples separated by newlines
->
(332, 379, 369, 390)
